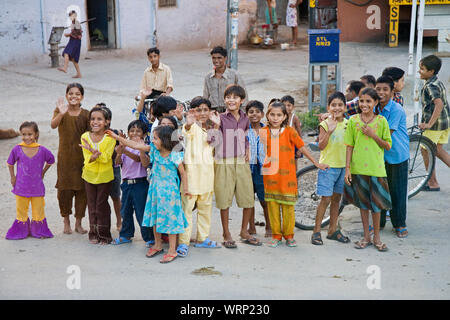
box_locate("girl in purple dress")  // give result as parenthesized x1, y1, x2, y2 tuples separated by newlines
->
(6, 122, 55, 240)
(58, 10, 82, 78)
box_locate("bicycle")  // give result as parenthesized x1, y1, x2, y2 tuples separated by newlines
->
(294, 115, 437, 230)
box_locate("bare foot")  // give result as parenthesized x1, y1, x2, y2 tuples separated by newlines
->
(72, 74, 82, 78)
(57, 67, 67, 73)
(63, 218, 72, 234)
(89, 239, 99, 244)
(247, 228, 257, 235)
(75, 219, 87, 234)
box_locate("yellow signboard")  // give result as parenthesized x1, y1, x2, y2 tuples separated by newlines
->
(310, 0, 316, 8)
(389, 0, 450, 5)
(389, 5, 399, 47)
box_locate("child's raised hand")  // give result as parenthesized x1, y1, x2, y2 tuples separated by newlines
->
(327, 114, 338, 133)
(186, 109, 196, 126)
(139, 88, 152, 99)
(56, 97, 68, 114)
(174, 103, 184, 121)
(105, 129, 119, 140)
(209, 111, 220, 127)
(79, 138, 95, 153)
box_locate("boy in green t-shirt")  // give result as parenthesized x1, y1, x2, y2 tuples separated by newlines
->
(418, 55, 450, 191)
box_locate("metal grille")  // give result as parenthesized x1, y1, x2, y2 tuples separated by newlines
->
(159, 0, 177, 7)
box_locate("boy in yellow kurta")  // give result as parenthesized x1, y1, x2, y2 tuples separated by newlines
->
(177, 97, 219, 257)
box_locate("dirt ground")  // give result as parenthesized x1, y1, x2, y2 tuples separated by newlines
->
(1, 40, 449, 300)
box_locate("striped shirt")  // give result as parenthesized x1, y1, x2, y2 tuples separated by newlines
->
(247, 122, 266, 172)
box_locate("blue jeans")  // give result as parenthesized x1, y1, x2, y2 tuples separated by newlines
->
(381, 160, 408, 228)
(119, 179, 153, 242)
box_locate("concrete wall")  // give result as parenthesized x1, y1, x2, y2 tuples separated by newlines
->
(156, 0, 256, 51)
(0, 0, 257, 66)
(337, 0, 389, 42)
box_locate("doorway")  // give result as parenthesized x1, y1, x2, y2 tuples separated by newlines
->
(86, 0, 117, 49)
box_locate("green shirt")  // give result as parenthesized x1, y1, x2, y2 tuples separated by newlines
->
(319, 118, 348, 168)
(344, 114, 392, 177)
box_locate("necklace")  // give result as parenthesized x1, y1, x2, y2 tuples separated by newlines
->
(361, 113, 375, 124)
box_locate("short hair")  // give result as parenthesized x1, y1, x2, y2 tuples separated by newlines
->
(127, 120, 148, 135)
(210, 46, 227, 57)
(147, 47, 160, 56)
(68, 10, 77, 17)
(190, 96, 212, 109)
(153, 125, 177, 151)
(360, 75, 376, 87)
(327, 91, 346, 106)
(19, 121, 40, 142)
(348, 81, 366, 95)
(152, 96, 177, 118)
(376, 75, 395, 91)
(224, 84, 246, 100)
(66, 82, 84, 96)
(269, 98, 281, 106)
(281, 95, 295, 105)
(382, 67, 405, 82)
(245, 100, 264, 113)
(420, 55, 442, 75)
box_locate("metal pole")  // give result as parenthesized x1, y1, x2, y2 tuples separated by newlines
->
(413, 0, 426, 115)
(229, 0, 239, 70)
(407, 0, 417, 76)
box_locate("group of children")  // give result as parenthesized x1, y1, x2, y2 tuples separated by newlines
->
(5, 54, 449, 263)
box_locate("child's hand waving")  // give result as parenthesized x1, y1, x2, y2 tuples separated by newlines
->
(105, 130, 119, 140)
(56, 97, 68, 114)
(209, 111, 221, 128)
(327, 114, 338, 133)
(186, 109, 196, 126)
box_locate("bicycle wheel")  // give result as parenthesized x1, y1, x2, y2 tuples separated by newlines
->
(294, 165, 330, 230)
(408, 134, 436, 198)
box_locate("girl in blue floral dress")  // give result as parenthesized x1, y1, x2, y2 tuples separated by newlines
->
(106, 125, 190, 263)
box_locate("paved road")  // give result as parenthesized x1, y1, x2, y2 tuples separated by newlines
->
(0, 42, 449, 299)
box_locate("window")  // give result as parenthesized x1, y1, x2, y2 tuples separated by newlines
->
(159, 0, 177, 8)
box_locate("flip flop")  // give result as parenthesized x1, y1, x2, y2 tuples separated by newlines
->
(395, 228, 408, 238)
(422, 185, 440, 192)
(374, 242, 388, 252)
(311, 232, 323, 245)
(194, 238, 221, 248)
(176, 244, 189, 257)
(160, 253, 177, 264)
(354, 239, 372, 249)
(146, 248, 164, 258)
(326, 230, 350, 243)
(112, 237, 132, 245)
(241, 237, 262, 246)
(222, 240, 237, 249)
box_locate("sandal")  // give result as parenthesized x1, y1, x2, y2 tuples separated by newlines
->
(373, 242, 388, 252)
(160, 253, 177, 264)
(311, 232, 323, 245)
(146, 248, 164, 258)
(222, 240, 237, 249)
(241, 237, 262, 246)
(268, 239, 282, 248)
(395, 227, 408, 238)
(354, 239, 372, 249)
(194, 238, 221, 248)
(176, 244, 189, 257)
(112, 237, 132, 245)
(326, 230, 350, 243)
(286, 239, 297, 247)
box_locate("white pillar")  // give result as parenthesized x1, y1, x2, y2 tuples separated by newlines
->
(413, 0, 426, 115)
(407, 0, 417, 76)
